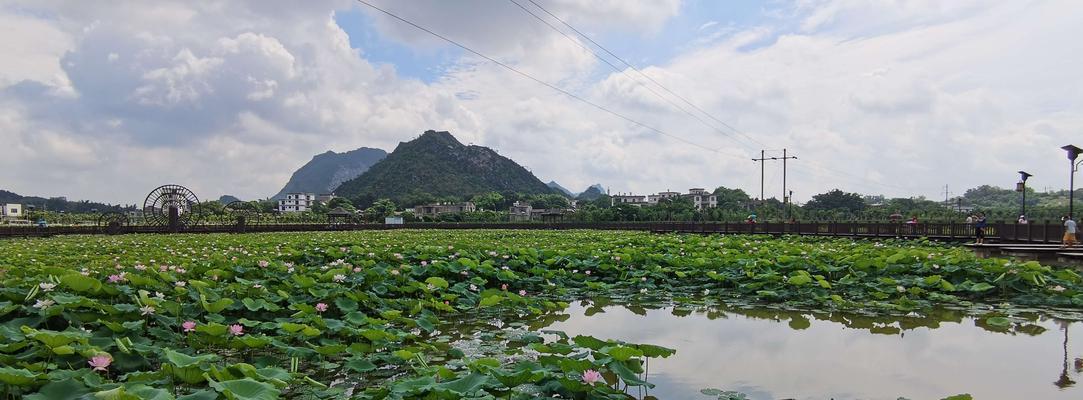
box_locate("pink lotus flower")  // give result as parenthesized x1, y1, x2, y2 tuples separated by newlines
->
(229, 324, 244, 336)
(107, 274, 123, 283)
(258, 260, 269, 268)
(501, 284, 508, 291)
(182, 321, 196, 332)
(582, 369, 603, 384)
(88, 354, 112, 372)
(518, 290, 527, 296)
(315, 303, 328, 312)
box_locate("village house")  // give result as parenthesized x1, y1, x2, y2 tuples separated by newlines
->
(278, 193, 317, 213)
(647, 191, 681, 205)
(1, 203, 23, 221)
(683, 188, 718, 210)
(508, 201, 532, 222)
(414, 202, 476, 219)
(611, 188, 718, 210)
(610, 193, 647, 207)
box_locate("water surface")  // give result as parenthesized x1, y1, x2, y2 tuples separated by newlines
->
(545, 302, 1083, 400)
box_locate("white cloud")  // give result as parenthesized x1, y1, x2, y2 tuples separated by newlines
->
(0, 0, 1081, 205)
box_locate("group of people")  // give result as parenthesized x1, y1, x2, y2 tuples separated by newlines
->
(966, 213, 1077, 247)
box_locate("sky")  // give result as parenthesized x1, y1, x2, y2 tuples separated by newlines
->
(1, 0, 1081, 205)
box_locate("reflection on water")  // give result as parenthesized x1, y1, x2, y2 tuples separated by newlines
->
(543, 301, 1083, 400)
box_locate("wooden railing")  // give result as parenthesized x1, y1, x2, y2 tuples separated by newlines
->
(0, 221, 1068, 243)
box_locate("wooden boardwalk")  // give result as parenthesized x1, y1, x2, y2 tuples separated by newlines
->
(0, 220, 1071, 243)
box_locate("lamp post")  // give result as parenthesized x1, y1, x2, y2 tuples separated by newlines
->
(1017, 171, 1032, 219)
(787, 190, 794, 220)
(1062, 145, 1082, 219)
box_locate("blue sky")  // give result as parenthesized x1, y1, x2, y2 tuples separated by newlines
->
(334, 0, 779, 83)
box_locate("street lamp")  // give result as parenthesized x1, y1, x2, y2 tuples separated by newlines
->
(1017, 171, 1032, 219)
(1062, 145, 1082, 219)
(787, 190, 794, 220)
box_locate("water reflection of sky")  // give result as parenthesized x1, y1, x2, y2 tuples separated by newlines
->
(544, 303, 1083, 400)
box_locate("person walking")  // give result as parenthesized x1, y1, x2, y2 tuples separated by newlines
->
(1062, 216, 1078, 249)
(974, 214, 987, 244)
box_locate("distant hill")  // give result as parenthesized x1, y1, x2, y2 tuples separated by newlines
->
(335, 130, 554, 205)
(273, 147, 387, 199)
(547, 181, 574, 197)
(218, 195, 242, 204)
(576, 184, 605, 201)
(0, 189, 129, 212)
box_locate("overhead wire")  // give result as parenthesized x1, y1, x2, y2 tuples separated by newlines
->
(357, 0, 930, 198)
(521, 0, 937, 198)
(506, 0, 760, 153)
(523, 0, 767, 149)
(353, 0, 745, 158)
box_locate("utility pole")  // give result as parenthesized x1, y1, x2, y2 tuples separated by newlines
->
(752, 149, 797, 208)
(782, 148, 796, 212)
(751, 150, 766, 202)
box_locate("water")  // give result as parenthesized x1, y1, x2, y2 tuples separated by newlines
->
(544, 302, 1083, 400)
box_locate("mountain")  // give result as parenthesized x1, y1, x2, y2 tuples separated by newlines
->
(218, 195, 242, 204)
(273, 147, 387, 199)
(334, 130, 554, 205)
(576, 184, 605, 201)
(547, 181, 574, 197)
(0, 189, 129, 212)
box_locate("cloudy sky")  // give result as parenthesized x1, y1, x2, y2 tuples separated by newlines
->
(1, 0, 1081, 204)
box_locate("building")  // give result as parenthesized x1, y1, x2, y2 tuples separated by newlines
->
(316, 193, 336, 203)
(414, 202, 476, 219)
(647, 191, 681, 205)
(611, 188, 718, 210)
(611, 193, 647, 207)
(683, 188, 718, 210)
(384, 216, 404, 225)
(509, 201, 533, 222)
(1, 203, 23, 220)
(278, 193, 317, 213)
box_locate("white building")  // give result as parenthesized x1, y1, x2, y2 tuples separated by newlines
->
(1, 203, 23, 219)
(278, 193, 317, 212)
(610, 193, 647, 207)
(611, 188, 718, 210)
(647, 191, 681, 205)
(683, 188, 718, 210)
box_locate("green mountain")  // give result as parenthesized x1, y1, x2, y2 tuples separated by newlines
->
(547, 181, 574, 197)
(273, 147, 387, 199)
(335, 130, 554, 205)
(0, 189, 130, 212)
(576, 184, 605, 201)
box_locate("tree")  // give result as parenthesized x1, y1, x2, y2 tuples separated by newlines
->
(327, 197, 356, 213)
(804, 189, 866, 213)
(529, 194, 569, 209)
(363, 199, 397, 221)
(712, 187, 752, 210)
(470, 192, 505, 211)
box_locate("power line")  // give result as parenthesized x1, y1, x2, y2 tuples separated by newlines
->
(506, 0, 759, 152)
(523, 0, 766, 149)
(521, 0, 937, 197)
(354, 0, 736, 157)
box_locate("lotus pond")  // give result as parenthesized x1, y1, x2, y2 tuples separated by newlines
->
(1, 230, 1082, 399)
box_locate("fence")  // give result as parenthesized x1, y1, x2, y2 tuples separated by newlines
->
(0, 220, 1069, 243)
